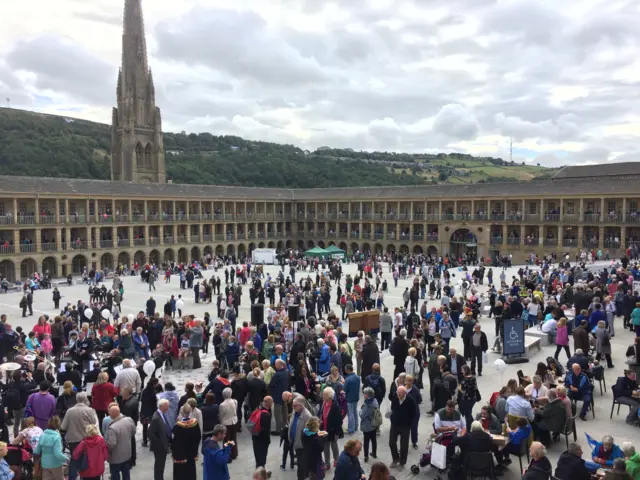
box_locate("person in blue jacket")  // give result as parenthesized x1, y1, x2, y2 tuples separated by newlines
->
(203, 424, 233, 480)
(317, 339, 331, 375)
(334, 439, 365, 480)
(585, 434, 623, 472)
(343, 364, 361, 434)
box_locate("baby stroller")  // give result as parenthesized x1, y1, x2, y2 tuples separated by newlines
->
(6, 444, 34, 480)
(413, 431, 457, 479)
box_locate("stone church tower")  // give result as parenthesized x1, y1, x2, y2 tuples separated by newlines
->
(111, 0, 166, 183)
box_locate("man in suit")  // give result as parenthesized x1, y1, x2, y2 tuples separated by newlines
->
(148, 398, 172, 480)
(446, 347, 467, 382)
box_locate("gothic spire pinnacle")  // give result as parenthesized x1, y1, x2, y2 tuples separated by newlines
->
(122, 0, 148, 73)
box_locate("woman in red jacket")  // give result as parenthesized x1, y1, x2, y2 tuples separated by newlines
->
(90, 372, 119, 430)
(32, 316, 51, 340)
(73, 424, 108, 480)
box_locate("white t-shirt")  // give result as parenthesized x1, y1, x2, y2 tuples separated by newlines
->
(394, 312, 403, 327)
(541, 319, 557, 333)
(20, 426, 43, 450)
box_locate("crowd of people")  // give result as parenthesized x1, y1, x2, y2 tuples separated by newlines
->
(0, 251, 639, 480)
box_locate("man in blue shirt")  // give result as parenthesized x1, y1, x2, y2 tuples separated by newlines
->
(565, 363, 592, 420)
(343, 364, 361, 434)
(506, 386, 535, 421)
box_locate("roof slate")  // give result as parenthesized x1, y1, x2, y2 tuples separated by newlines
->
(0, 174, 637, 200)
(552, 162, 640, 179)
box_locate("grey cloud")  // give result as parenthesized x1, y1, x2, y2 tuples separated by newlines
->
(433, 104, 480, 140)
(5, 35, 113, 105)
(494, 113, 581, 142)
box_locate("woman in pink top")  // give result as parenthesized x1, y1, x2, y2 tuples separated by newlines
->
(554, 317, 570, 362)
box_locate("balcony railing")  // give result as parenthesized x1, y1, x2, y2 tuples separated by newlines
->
(604, 213, 622, 223)
(524, 214, 539, 222)
(70, 241, 88, 250)
(523, 238, 538, 246)
(0, 216, 13, 225)
(203, 234, 212, 242)
(426, 214, 440, 221)
(99, 215, 113, 224)
(489, 214, 505, 222)
(561, 239, 578, 247)
(188, 214, 201, 221)
(39, 215, 56, 224)
(177, 236, 187, 244)
(604, 239, 622, 249)
(20, 244, 36, 253)
(507, 238, 521, 245)
(134, 238, 147, 246)
(506, 214, 523, 222)
(563, 214, 580, 223)
(582, 238, 599, 248)
(18, 215, 35, 225)
(351, 231, 359, 238)
(490, 237, 503, 245)
(118, 239, 130, 247)
(41, 242, 57, 252)
(191, 235, 200, 243)
(426, 234, 439, 242)
(583, 214, 599, 223)
(115, 214, 129, 223)
(131, 214, 144, 223)
(387, 233, 396, 240)
(413, 234, 424, 241)
(543, 214, 560, 222)
(149, 238, 160, 246)
(163, 237, 174, 245)
(374, 233, 383, 240)
(543, 238, 558, 247)
(0, 245, 15, 255)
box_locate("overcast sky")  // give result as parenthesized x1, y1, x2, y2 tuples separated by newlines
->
(2, 0, 640, 166)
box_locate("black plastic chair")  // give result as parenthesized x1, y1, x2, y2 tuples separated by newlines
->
(556, 413, 578, 450)
(465, 451, 496, 480)
(610, 396, 623, 419)
(509, 439, 530, 472)
(592, 365, 606, 395)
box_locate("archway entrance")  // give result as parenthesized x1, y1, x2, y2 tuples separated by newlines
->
(178, 248, 188, 263)
(100, 253, 114, 271)
(72, 255, 87, 274)
(149, 249, 160, 265)
(42, 257, 57, 276)
(450, 229, 477, 259)
(0, 260, 16, 282)
(118, 252, 131, 268)
(134, 250, 147, 265)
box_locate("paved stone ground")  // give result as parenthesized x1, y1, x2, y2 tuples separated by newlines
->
(2, 260, 637, 479)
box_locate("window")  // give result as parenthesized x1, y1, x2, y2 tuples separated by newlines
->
(19, 202, 25, 213)
(59, 201, 66, 216)
(69, 202, 77, 214)
(587, 202, 594, 212)
(630, 201, 637, 211)
(136, 143, 143, 166)
(511, 203, 518, 212)
(0, 203, 4, 215)
(529, 203, 537, 215)
(608, 201, 616, 212)
(547, 202, 555, 211)
(567, 202, 574, 214)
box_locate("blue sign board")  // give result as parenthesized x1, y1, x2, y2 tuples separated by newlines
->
(502, 318, 525, 355)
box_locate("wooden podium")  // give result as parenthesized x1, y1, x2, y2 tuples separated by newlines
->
(347, 310, 380, 337)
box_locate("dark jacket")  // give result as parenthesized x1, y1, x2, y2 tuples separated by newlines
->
(120, 395, 140, 424)
(334, 450, 365, 480)
(391, 336, 409, 366)
(566, 354, 589, 372)
(148, 410, 171, 454)
(454, 430, 493, 456)
(389, 394, 417, 428)
(446, 354, 467, 380)
(317, 400, 343, 439)
(523, 456, 553, 480)
(301, 430, 326, 476)
(572, 327, 590, 355)
(536, 398, 567, 433)
(613, 375, 638, 399)
(200, 403, 219, 433)
(269, 368, 290, 405)
(360, 341, 380, 378)
(247, 377, 267, 410)
(554, 451, 591, 480)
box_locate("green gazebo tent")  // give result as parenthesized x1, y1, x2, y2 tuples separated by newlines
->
(304, 246, 329, 258)
(325, 244, 346, 260)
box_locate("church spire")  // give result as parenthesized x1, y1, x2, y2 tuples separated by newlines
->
(122, 0, 148, 73)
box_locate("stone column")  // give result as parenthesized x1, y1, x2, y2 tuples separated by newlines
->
(599, 226, 604, 249)
(56, 228, 62, 251)
(438, 201, 442, 219)
(538, 225, 544, 245)
(144, 225, 150, 246)
(112, 226, 118, 248)
(359, 201, 363, 220)
(128, 226, 134, 245)
(128, 200, 132, 218)
(144, 200, 148, 222)
(578, 225, 584, 247)
(35, 198, 40, 224)
(65, 228, 71, 248)
(187, 226, 191, 244)
(13, 198, 17, 217)
(359, 222, 363, 240)
(579, 198, 584, 220)
(600, 198, 605, 222)
(55, 199, 60, 224)
(621, 226, 627, 248)
(64, 200, 69, 224)
(539, 199, 544, 221)
(623, 198, 627, 222)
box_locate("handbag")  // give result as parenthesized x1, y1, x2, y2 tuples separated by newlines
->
(75, 445, 89, 472)
(626, 356, 637, 365)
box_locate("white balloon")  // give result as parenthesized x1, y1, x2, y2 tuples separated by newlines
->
(176, 299, 185, 309)
(127, 313, 135, 322)
(84, 308, 93, 319)
(101, 309, 111, 320)
(143, 360, 156, 376)
(494, 358, 506, 372)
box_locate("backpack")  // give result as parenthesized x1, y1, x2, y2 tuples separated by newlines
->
(246, 408, 266, 436)
(371, 408, 383, 428)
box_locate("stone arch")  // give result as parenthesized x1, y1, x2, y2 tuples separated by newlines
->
(71, 254, 88, 274)
(350, 242, 359, 253)
(135, 142, 143, 166)
(450, 228, 477, 244)
(258, 242, 265, 248)
(297, 240, 305, 249)
(42, 256, 57, 276)
(163, 248, 175, 263)
(134, 250, 147, 265)
(215, 245, 224, 256)
(191, 246, 201, 262)
(177, 248, 188, 263)
(328, 241, 335, 246)
(20, 258, 38, 279)
(427, 246, 438, 256)
(267, 241, 275, 248)
(100, 253, 114, 271)
(277, 241, 284, 250)
(237, 243, 246, 255)
(374, 243, 383, 255)
(149, 249, 160, 265)
(450, 228, 477, 258)
(386, 244, 396, 254)
(399, 244, 409, 255)
(248, 242, 256, 253)
(0, 259, 16, 283)
(339, 242, 347, 251)
(362, 242, 370, 253)
(227, 244, 235, 256)
(318, 240, 326, 248)
(204, 246, 213, 256)
(307, 240, 315, 248)
(413, 245, 423, 254)
(118, 251, 131, 267)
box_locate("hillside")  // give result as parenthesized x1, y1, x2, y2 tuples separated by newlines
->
(0, 108, 552, 188)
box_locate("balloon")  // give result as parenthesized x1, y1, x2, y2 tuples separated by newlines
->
(127, 313, 135, 322)
(101, 309, 111, 320)
(84, 308, 93, 319)
(176, 299, 185, 309)
(494, 359, 506, 372)
(143, 360, 156, 376)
